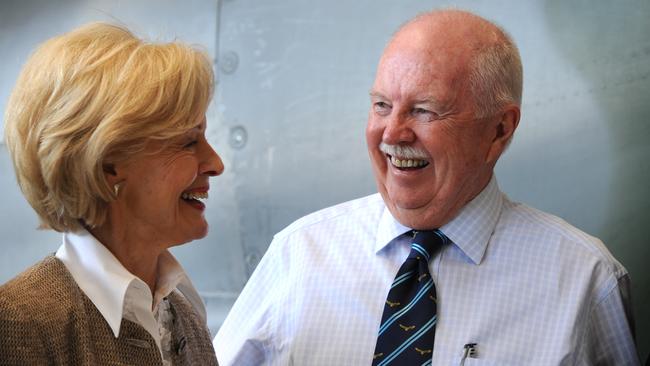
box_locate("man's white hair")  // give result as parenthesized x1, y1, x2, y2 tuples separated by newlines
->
(468, 30, 523, 118)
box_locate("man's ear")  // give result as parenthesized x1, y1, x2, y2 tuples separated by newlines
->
(485, 104, 520, 164)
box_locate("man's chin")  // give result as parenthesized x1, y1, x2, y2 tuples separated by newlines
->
(383, 203, 430, 229)
(384, 190, 429, 210)
(379, 193, 452, 230)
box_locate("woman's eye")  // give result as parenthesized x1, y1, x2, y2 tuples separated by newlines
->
(184, 140, 198, 149)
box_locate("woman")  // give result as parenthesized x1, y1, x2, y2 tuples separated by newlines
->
(0, 22, 222, 365)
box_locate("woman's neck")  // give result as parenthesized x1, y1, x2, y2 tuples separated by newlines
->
(88, 223, 164, 298)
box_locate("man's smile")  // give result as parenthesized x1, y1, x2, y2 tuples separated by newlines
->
(386, 154, 430, 169)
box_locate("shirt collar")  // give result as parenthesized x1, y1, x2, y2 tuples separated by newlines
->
(440, 176, 502, 264)
(374, 176, 503, 265)
(55, 228, 206, 337)
(375, 205, 412, 254)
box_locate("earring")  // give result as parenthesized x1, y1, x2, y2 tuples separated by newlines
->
(113, 182, 123, 197)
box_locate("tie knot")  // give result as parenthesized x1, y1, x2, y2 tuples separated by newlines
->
(408, 229, 447, 262)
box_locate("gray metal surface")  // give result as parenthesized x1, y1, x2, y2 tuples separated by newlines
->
(1, 0, 648, 359)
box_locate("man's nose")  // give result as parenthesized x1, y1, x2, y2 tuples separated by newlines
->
(382, 113, 415, 145)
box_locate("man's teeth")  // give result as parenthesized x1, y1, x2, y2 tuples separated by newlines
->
(181, 192, 208, 200)
(390, 156, 428, 168)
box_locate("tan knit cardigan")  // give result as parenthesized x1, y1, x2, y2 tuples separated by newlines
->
(0, 256, 218, 365)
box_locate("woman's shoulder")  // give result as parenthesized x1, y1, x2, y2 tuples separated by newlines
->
(0, 255, 82, 321)
(0, 256, 86, 361)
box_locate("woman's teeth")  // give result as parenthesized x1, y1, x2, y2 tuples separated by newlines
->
(181, 191, 208, 200)
(390, 156, 429, 168)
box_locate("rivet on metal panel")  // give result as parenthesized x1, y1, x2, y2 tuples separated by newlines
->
(219, 51, 239, 74)
(229, 125, 247, 149)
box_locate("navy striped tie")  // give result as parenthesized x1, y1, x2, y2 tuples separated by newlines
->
(372, 230, 448, 366)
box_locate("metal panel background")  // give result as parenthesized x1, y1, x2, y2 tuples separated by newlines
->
(1, 0, 648, 359)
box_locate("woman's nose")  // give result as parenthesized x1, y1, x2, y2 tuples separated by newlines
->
(200, 140, 224, 176)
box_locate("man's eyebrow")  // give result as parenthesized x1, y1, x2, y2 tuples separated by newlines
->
(414, 98, 439, 107)
(413, 97, 450, 112)
(367, 92, 449, 113)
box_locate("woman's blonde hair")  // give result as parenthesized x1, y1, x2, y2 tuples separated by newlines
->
(3, 22, 214, 232)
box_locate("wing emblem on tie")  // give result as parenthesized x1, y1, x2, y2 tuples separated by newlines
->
(386, 300, 401, 307)
(373, 352, 384, 359)
(415, 347, 432, 355)
(399, 324, 416, 331)
(417, 274, 428, 282)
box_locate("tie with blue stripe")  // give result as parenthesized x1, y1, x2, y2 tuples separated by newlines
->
(372, 230, 448, 366)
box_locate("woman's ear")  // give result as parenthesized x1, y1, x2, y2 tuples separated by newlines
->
(103, 163, 117, 175)
(485, 105, 520, 164)
(103, 163, 125, 197)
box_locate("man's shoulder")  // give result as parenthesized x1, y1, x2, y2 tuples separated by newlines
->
(501, 199, 625, 276)
(274, 193, 385, 240)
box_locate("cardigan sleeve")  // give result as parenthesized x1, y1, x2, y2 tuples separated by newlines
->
(0, 289, 50, 365)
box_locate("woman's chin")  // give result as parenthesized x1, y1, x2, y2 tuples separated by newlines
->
(167, 223, 209, 247)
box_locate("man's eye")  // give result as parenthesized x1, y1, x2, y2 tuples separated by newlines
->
(373, 102, 391, 114)
(412, 107, 430, 115)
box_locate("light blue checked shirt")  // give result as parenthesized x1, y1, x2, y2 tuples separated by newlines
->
(214, 177, 639, 365)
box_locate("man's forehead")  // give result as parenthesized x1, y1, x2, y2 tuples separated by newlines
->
(385, 10, 497, 64)
(375, 45, 465, 88)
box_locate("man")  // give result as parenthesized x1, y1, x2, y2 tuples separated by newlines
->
(215, 9, 639, 365)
